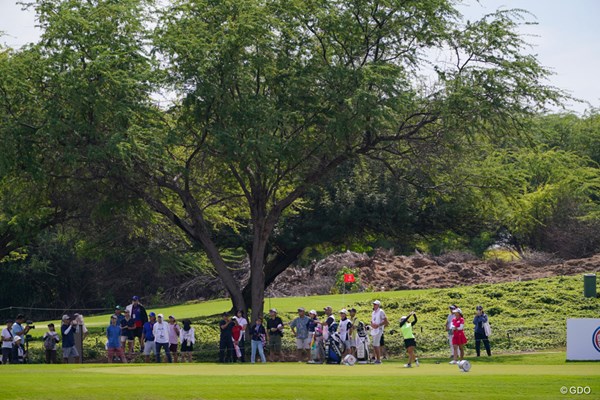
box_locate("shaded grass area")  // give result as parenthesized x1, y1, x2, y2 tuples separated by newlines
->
(0, 353, 598, 400)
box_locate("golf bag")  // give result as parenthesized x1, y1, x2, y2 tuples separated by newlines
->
(355, 321, 370, 364)
(309, 325, 325, 363)
(325, 332, 345, 364)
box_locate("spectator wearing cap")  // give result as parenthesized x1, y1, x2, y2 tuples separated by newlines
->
(113, 305, 125, 327)
(322, 306, 335, 341)
(266, 309, 284, 362)
(289, 307, 311, 362)
(142, 312, 157, 363)
(42, 323, 60, 364)
(445, 305, 457, 358)
(218, 312, 234, 363)
(167, 316, 181, 363)
(107, 315, 127, 363)
(121, 309, 135, 354)
(473, 305, 491, 357)
(1, 320, 13, 364)
(61, 315, 79, 364)
(338, 309, 353, 357)
(450, 308, 468, 364)
(349, 308, 358, 356)
(152, 314, 172, 363)
(12, 335, 24, 363)
(126, 296, 148, 353)
(235, 310, 248, 362)
(370, 300, 389, 364)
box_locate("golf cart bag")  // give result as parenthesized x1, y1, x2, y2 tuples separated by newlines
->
(309, 325, 325, 363)
(325, 332, 345, 364)
(355, 321, 370, 364)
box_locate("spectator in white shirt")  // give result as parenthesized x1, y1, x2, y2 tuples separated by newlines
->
(152, 314, 172, 363)
(179, 319, 195, 363)
(1, 320, 13, 364)
(370, 300, 388, 364)
(445, 305, 458, 358)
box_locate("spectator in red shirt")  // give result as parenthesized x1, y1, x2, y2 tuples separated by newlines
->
(232, 317, 243, 362)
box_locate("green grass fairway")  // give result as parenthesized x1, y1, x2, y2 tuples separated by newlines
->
(1, 354, 598, 399)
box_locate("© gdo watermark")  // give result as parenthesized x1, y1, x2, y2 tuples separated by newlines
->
(560, 386, 592, 395)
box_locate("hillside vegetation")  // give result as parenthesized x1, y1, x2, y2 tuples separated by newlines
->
(25, 274, 599, 362)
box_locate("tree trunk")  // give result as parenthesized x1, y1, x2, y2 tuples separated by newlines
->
(249, 225, 269, 324)
(139, 192, 247, 312)
(201, 237, 247, 313)
(241, 246, 304, 307)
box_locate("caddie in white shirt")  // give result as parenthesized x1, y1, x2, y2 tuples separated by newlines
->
(370, 300, 389, 364)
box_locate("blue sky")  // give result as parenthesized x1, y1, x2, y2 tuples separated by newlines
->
(1, 0, 598, 113)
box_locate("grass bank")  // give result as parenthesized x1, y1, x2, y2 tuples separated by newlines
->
(25, 274, 599, 361)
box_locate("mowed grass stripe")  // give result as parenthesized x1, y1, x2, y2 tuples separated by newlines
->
(0, 362, 598, 399)
(79, 363, 599, 376)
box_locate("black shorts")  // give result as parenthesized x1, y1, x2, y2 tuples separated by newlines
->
(181, 342, 193, 352)
(404, 338, 416, 348)
(134, 327, 143, 338)
(123, 331, 135, 341)
(169, 343, 178, 353)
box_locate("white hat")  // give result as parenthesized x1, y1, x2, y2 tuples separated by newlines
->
(14, 335, 22, 342)
(157, 313, 164, 318)
(400, 316, 408, 320)
(339, 309, 348, 314)
(62, 315, 70, 320)
(269, 308, 277, 313)
(373, 300, 381, 305)
(453, 308, 462, 314)
(309, 310, 317, 315)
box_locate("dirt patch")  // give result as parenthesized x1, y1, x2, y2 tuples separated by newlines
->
(266, 250, 600, 297)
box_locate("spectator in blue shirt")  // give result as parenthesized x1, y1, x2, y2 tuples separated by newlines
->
(61, 315, 79, 363)
(290, 308, 311, 362)
(113, 306, 125, 325)
(11, 315, 31, 341)
(142, 312, 157, 363)
(107, 315, 126, 363)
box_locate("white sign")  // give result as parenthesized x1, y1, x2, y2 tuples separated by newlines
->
(566, 318, 600, 361)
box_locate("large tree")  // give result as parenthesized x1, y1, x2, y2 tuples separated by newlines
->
(147, 0, 560, 321)
(2, 0, 560, 321)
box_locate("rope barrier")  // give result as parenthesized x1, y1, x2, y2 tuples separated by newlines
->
(0, 306, 113, 312)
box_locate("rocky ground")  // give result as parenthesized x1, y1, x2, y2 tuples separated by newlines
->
(265, 249, 600, 297)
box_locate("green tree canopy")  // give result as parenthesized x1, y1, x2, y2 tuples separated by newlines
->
(1, 0, 563, 320)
